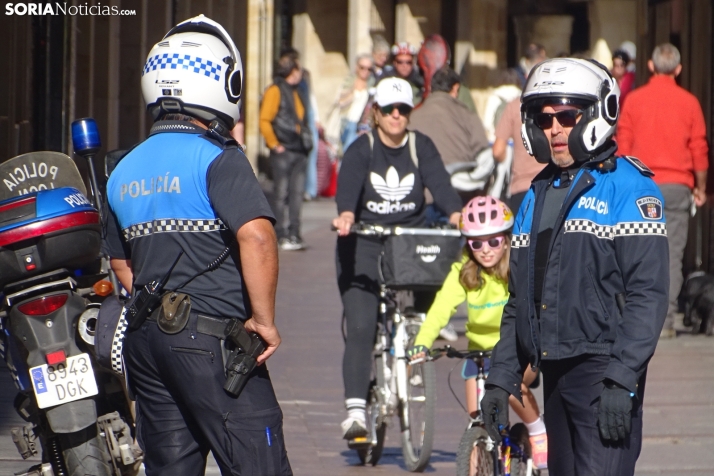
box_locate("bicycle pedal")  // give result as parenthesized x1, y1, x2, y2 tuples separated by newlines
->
(347, 436, 371, 449)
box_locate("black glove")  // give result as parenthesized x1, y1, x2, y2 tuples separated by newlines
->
(480, 385, 510, 443)
(406, 345, 428, 360)
(598, 380, 635, 442)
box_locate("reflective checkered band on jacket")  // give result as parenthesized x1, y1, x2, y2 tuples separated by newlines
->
(110, 308, 129, 375)
(564, 220, 667, 240)
(511, 233, 531, 248)
(143, 53, 222, 81)
(615, 222, 667, 236)
(123, 218, 226, 241)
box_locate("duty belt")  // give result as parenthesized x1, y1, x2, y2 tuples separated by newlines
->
(146, 310, 234, 339)
(149, 310, 264, 397)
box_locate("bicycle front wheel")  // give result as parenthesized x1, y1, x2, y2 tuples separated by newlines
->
(507, 423, 534, 476)
(456, 426, 496, 476)
(399, 320, 436, 472)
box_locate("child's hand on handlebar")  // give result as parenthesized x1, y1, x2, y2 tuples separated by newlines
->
(406, 345, 428, 363)
(332, 212, 355, 236)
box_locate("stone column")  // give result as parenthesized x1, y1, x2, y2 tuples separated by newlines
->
(514, 15, 574, 59)
(394, 2, 424, 46)
(453, 0, 508, 117)
(348, 0, 372, 69)
(291, 4, 349, 125)
(106, 0, 121, 151)
(589, 0, 638, 69)
(244, 0, 274, 169)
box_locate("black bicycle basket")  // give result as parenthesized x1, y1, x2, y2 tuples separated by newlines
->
(380, 227, 462, 290)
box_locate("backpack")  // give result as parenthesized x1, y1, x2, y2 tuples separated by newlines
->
(367, 130, 419, 168)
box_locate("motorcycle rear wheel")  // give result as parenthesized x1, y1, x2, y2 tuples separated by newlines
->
(59, 424, 114, 476)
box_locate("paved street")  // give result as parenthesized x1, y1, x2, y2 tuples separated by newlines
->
(1, 199, 714, 475)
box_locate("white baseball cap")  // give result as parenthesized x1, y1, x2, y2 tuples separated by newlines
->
(374, 77, 414, 108)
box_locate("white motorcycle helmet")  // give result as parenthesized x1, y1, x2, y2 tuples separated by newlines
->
(520, 58, 620, 164)
(141, 15, 243, 129)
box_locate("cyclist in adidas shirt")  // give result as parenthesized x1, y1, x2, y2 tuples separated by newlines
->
(332, 77, 462, 440)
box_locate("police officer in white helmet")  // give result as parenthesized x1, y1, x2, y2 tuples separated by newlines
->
(102, 15, 292, 474)
(480, 58, 668, 475)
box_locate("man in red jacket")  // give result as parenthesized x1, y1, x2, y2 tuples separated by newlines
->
(618, 43, 709, 338)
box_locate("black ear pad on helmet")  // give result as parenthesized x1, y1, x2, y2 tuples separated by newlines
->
(598, 83, 618, 125)
(524, 118, 553, 164)
(227, 69, 242, 102)
(568, 104, 599, 163)
(568, 119, 592, 163)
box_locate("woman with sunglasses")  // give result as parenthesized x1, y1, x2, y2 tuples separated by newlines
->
(334, 53, 374, 151)
(408, 196, 548, 470)
(333, 77, 462, 440)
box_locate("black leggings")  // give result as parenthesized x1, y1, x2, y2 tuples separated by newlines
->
(336, 235, 382, 400)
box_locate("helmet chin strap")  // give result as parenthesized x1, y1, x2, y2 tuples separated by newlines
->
(554, 162, 582, 188)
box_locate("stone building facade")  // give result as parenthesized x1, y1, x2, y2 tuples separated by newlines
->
(0, 1, 711, 268)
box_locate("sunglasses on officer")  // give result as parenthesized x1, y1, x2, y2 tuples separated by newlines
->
(534, 109, 583, 129)
(467, 235, 507, 252)
(379, 104, 413, 116)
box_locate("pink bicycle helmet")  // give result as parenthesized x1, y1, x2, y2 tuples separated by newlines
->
(460, 196, 514, 237)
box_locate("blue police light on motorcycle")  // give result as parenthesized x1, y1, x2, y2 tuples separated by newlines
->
(71, 118, 102, 156)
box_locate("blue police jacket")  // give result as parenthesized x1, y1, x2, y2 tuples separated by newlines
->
(103, 121, 274, 318)
(487, 146, 669, 395)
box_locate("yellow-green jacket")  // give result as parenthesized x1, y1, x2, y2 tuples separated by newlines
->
(414, 255, 508, 351)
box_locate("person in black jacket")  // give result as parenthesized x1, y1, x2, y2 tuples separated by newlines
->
(480, 59, 668, 475)
(332, 77, 462, 440)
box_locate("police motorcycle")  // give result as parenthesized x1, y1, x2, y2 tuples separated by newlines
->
(0, 119, 140, 476)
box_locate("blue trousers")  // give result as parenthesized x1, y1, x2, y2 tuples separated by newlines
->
(124, 316, 292, 476)
(541, 355, 645, 476)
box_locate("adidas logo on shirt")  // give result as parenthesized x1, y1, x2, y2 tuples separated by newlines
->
(366, 166, 416, 214)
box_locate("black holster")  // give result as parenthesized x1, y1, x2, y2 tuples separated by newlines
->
(222, 320, 266, 397)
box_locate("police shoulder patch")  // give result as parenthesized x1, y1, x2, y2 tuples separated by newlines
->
(622, 156, 654, 177)
(636, 196, 663, 220)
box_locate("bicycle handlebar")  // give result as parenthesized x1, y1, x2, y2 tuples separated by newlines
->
(429, 345, 492, 361)
(407, 346, 492, 366)
(330, 222, 460, 237)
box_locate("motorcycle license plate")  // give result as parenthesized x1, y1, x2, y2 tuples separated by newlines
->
(29, 353, 99, 409)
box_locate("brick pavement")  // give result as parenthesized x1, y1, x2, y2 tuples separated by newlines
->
(1, 199, 713, 475)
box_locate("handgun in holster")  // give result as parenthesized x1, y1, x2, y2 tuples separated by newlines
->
(223, 319, 266, 397)
(125, 253, 183, 331)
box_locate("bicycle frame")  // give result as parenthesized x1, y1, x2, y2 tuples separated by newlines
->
(433, 347, 536, 476)
(344, 223, 444, 471)
(374, 285, 417, 420)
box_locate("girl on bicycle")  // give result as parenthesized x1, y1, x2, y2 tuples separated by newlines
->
(408, 196, 547, 469)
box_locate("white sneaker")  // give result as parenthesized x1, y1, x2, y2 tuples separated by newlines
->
(439, 323, 458, 342)
(279, 236, 306, 251)
(341, 416, 368, 440)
